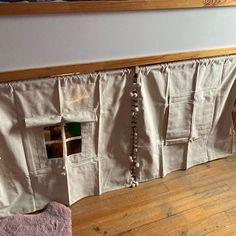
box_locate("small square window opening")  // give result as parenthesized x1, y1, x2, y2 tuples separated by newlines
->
(43, 122, 82, 159)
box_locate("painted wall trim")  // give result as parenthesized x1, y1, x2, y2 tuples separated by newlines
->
(0, 46, 236, 82)
(1, 0, 236, 15)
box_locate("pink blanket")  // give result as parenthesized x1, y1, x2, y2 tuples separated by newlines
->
(0, 202, 72, 236)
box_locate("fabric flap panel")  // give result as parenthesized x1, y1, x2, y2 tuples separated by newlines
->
(25, 109, 97, 127)
(25, 115, 62, 128)
(63, 109, 97, 123)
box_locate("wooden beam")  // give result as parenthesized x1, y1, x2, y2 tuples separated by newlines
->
(1, 0, 236, 16)
(0, 46, 236, 82)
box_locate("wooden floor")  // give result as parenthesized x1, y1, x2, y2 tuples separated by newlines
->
(71, 144, 236, 236)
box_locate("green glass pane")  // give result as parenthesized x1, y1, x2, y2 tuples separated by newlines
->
(65, 122, 81, 138)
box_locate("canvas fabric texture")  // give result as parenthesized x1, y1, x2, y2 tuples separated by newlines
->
(0, 55, 235, 216)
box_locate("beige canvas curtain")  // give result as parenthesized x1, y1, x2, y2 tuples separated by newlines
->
(0, 55, 235, 216)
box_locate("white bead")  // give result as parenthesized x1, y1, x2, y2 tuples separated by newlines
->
(135, 107, 139, 112)
(130, 92, 134, 97)
(129, 156, 133, 162)
(135, 162, 140, 168)
(134, 132, 138, 136)
(133, 93, 138, 98)
(131, 183, 136, 188)
(135, 181, 139, 187)
(61, 171, 66, 176)
(131, 177, 135, 181)
(134, 148, 138, 153)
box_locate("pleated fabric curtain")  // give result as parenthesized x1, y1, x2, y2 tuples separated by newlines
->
(0, 55, 235, 216)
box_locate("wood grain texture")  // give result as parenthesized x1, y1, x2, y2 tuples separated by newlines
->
(0, 0, 236, 15)
(0, 46, 236, 83)
(71, 143, 236, 236)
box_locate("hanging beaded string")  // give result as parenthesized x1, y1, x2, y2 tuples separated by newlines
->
(128, 66, 141, 188)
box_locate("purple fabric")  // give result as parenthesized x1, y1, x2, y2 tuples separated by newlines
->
(0, 202, 72, 236)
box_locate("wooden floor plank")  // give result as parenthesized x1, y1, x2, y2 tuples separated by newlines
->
(121, 189, 236, 236)
(71, 147, 236, 236)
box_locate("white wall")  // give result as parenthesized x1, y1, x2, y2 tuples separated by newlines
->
(0, 7, 236, 71)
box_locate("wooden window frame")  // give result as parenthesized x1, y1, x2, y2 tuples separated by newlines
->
(0, 0, 236, 16)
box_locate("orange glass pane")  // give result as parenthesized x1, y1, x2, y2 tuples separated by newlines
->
(46, 143, 63, 159)
(67, 139, 82, 156)
(44, 124, 62, 142)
